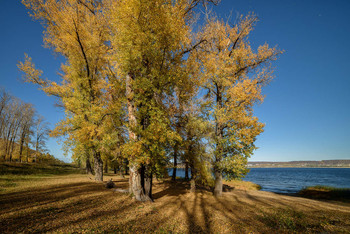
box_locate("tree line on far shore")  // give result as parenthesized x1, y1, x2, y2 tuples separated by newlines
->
(19, 0, 281, 201)
(0, 89, 52, 163)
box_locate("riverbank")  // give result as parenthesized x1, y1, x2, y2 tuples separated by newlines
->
(1, 163, 350, 233)
(298, 186, 350, 202)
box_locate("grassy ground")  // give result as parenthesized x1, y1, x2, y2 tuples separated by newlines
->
(0, 163, 350, 233)
(0, 162, 83, 193)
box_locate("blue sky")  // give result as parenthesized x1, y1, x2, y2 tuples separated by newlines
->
(0, 0, 349, 162)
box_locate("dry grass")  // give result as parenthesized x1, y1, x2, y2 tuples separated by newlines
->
(224, 180, 262, 191)
(1, 165, 350, 233)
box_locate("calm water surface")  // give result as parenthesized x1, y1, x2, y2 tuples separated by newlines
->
(243, 168, 350, 193)
(171, 168, 350, 193)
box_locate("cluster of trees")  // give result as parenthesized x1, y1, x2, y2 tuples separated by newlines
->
(19, 0, 281, 201)
(0, 89, 49, 162)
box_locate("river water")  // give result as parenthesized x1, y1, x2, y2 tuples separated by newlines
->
(170, 168, 350, 193)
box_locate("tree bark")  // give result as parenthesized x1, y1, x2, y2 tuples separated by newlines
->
(141, 164, 153, 201)
(35, 140, 39, 163)
(126, 73, 151, 201)
(213, 170, 223, 196)
(104, 160, 108, 173)
(86, 157, 93, 175)
(19, 127, 27, 163)
(213, 83, 224, 197)
(190, 165, 196, 192)
(93, 150, 103, 181)
(26, 141, 30, 162)
(9, 127, 19, 162)
(119, 165, 124, 178)
(124, 159, 129, 175)
(4, 121, 14, 161)
(9, 133, 17, 162)
(19, 138, 24, 162)
(126, 73, 153, 201)
(185, 161, 189, 180)
(172, 144, 178, 181)
(129, 164, 153, 201)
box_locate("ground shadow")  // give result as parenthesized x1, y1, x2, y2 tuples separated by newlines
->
(1, 177, 349, 233)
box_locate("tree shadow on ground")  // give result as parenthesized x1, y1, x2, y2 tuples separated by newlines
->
(0, 163, 82, 176)
(1, 177, 349, 233)
(152, 180, 190, 199)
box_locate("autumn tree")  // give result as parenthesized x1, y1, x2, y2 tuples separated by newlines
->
(18, 104, 35, 162)
(100, 104, 127, 176)
(109, 0, 186, 201)
(0, 89, 11, 134)
(107, 0, 219, 201)
(20, 0, 113, 181)
(197, 15, 281, 196)
(18, 0, 280, 202)
(0, 90, 12, 160)
(70, 140, 94, 174)
(0, 89, 44, 162)
(33, 115, 49, 162)
(168, 50, 203, 182)
(182, 102, 212, 192)
(2, 97, 26, 161)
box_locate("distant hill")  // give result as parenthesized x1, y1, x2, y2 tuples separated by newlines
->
(247, 160, 350, 168)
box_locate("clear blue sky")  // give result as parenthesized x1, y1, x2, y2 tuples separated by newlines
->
(0, 0, 349, 162)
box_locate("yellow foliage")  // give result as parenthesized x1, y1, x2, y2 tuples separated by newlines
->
(19, 1, 281, 183)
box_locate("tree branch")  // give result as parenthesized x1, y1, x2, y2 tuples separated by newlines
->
(77, 0, 95, 15)
(228, 17, 257, 58)
(180, 39, 206, 57)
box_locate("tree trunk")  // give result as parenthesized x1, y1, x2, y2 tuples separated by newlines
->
(129, 164, 152, 202)
(86, 157, 93, 175)
(104, 160, 108, 173)
(141, 164, 153, 201)
(213, 170, 223, 197)
(124, 160, 129, 175)
(126, 73, 153, 201)
(129, 164, 135, 194)
(185, 161, 189, 180)
(113, 166, 117, 174)
(190, 165, 196, 193)
(35, 141, 39, 163)
(214, 84, 224, 197)
(26, 141, 29, 162)
(19, 130, 26, 163)
(93, 150, 103, 181)
(119, 165, 124, 178)
(8, 134, 17, 162)
(4, 122, 14, 161)
(126, 73, 150, 201)
(172, 144, 178, 181)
